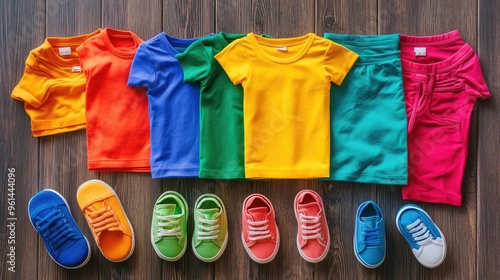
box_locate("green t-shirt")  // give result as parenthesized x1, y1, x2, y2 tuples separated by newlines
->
(177, 32, 247, 179)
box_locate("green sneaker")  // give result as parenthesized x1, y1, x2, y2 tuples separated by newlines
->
(192, 194, 228, 262)
(151, 191, 188, 261)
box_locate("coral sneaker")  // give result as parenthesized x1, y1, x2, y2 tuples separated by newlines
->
(28, 189, 91, 269)
(192, 194, 228, 262)
(294, 189, 330, 263)
(396, 204, 446, 268)
(77, 180, 135, 262)
(151, 191, 188, 261)
(354, 200, 386, 268)
(241, 194, 280, 264)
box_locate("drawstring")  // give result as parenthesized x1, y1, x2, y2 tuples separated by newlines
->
(407, 66, 436, 133)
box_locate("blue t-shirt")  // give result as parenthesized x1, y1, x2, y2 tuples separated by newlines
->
(128, 32, 211, 178)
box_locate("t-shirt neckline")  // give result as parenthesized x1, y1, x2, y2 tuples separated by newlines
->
(43, 29, 101, 68)
(101, 28, 141, 57)
(159, 32, 205, 56)
(247, 32, 315, 64)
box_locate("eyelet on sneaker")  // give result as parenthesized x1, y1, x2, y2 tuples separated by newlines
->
(192, 194, 228, 262)
(294, 190, 330, 263)
(28, 189, 91, 269)
(396, 204, 446, 268)
(242, 194, 280, 264)
(354, 200, 386, 269)
(77, 180, 135, 263)
(150, 190, 188, 262)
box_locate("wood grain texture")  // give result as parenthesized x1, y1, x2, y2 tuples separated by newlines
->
(0, 1, 43, 280)
(36, 1, 101, 279)
(316, 1, 379, 279)
(378, 1, 479, 279)
(477, 0, 500, 278)
(1, 0, 499, 279)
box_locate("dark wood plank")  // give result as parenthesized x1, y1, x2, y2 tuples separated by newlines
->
(163, 0, 214, 38)
(160, 1, 216, 279)
(315, 0, 379, 279)
(378, 0, 479, 279)
(0, 1, 44, 280)
(35, 1, 102, 279)
(2, 0, 498, 279)
(98, 0, 162, 279)
(477, 0, 500, 278)
(216, 1, 316, 279)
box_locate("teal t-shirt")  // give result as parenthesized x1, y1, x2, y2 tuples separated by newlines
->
(177, 32, 247, 179)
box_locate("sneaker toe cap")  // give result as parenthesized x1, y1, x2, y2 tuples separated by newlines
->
(57, 239, 90, 268)
(156, 239, 185, 259)
(358, 247, 385, 267)
(249, 242, 277, 261)
(195, 242, 221, 259)
(415, 243, 446, 267)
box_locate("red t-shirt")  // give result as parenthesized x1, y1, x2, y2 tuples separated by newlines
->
(77, 28, 151, 172)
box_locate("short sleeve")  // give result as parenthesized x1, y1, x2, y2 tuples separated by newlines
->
(176, 41, 210, 83)
(128, 44, 156, 88)
(323, 42, 359, 86)
(11, 54, 51, 108)
(214, 40, 248, 85)
(457, 53, 491, 101)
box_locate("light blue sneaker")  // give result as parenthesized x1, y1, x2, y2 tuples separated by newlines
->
(28, 189, 91, 269)
(354, 200, 385, 268)
(396, 204, 446, 268)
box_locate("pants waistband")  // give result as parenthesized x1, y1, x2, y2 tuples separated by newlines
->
(324, 33, 401, 64)
(400, 30, 474, 74)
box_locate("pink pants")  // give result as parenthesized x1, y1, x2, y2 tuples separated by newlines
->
(400, 30, 490, 206)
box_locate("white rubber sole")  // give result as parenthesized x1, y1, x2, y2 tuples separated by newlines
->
(28, 189, 92, 269)
(77, 179, 135, 262)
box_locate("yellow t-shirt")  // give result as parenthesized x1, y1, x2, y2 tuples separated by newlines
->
(215, 33, 358, 178)
(11, 30, 100, 137)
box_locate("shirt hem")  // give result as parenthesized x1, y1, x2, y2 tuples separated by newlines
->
(152, 167, 199, 179)
(322, 172, 408, 185)
(199, 169, 245, 179)
(246, 167, 329, 179)
(89, 159, 151, 172)
(402, 190, 462, 206)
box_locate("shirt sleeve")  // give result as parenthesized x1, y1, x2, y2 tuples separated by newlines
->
(323, 42, 359, 86)
(458, 52, 491, 101)
(214, 40, 248, 85)
(176, 41, 211, 84)
(128, 43, 156, 88)
(11, 53, 52, 108)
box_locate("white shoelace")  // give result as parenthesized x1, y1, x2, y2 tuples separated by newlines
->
(299, 214, 322, 240)
(406, 218, 433, 246)
(247, 219, 272, 241)
(156, 212, 181, 237)
(196, 217, 220, 241)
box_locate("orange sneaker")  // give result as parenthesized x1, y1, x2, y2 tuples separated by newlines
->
(77, 180, 135, 262)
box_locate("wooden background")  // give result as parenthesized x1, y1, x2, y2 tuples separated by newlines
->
(1, 0, 499, 279)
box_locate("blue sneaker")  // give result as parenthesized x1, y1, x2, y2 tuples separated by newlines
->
(28, 189, 91, 269)
(354, 200, 385, 268)
(396, 204, 446, 268)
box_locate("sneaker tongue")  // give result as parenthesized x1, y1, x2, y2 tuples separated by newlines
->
(298, 202, 320, 216)
(198, 208, 219, 219)
(157, 204, 177, 216)
(360, 216, 378, 228)
(248, 207, 268, 221)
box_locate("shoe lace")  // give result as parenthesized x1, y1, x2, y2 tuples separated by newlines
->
(299, 213, 322, 240)
(196, 216, 220, 241)
(247, 219, 272, 241)
(36, 209, 75, 250)
(406, 218, 433, 246)
(362, 227, 381, 246)
(86, 205, 120, 238)
(156, 212, 182, 238)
